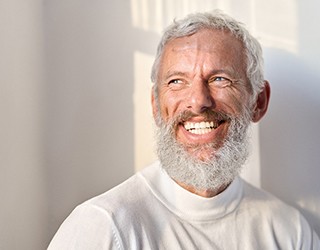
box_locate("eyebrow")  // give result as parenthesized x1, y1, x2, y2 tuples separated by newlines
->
(163, 68, 239, 82)
(209, 69, 238, 77)
(162, 71, 189, 82)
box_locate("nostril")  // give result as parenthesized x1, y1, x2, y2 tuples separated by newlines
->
(187, 91, 215, 113)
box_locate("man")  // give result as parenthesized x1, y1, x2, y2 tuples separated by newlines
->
(49, 11, 319, 249)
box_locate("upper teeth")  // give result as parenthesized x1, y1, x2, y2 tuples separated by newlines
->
(184, 121, 218, 134)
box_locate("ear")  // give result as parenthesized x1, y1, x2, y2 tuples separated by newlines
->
(252, 80, 271, 122)
(151, 85, 160, 126)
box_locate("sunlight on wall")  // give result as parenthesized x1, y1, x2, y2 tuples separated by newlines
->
(131, 0, 227, 34)
(254, 0, 298, 54)
(133, 51, 157, 172)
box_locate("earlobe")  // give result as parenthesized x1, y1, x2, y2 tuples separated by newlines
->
(252, 80, 271, 122)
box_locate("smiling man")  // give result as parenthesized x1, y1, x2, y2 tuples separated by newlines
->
(49, 11, 319, 249)
(152, 27, 259, 198)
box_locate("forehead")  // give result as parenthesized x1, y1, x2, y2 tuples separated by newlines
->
(159, 29, 246, 74)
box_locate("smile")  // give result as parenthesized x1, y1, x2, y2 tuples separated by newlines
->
(184, 121, 220, 135)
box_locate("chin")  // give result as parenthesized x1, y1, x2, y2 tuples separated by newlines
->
(181, 139, 221, 162)
(186, 147, 215, 162)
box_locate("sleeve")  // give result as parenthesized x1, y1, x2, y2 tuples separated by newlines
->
(47, 204, 123, 250)
(312, 231, 320, 250)
(298, 213, 320, 250)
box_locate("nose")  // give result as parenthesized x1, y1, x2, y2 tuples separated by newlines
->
(186, 80, 214, 113)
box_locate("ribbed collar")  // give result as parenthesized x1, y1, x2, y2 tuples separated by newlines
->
(139, 161, 243, 222)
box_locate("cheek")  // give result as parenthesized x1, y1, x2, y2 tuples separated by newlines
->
(215, 89, 249, 115)
(159, 91, 184, 121)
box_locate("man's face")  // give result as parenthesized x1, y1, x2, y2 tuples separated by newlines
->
(153, 29, 252, 160)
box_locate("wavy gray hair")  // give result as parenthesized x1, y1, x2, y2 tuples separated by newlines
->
(151, 10, 264, 100)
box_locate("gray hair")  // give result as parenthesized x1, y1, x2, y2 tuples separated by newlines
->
(151, 10, 264, 99)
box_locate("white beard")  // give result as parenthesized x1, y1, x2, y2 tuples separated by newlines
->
(155, 110, 251, 192)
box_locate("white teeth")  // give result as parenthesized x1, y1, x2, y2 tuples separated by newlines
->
(190, 128, 213, 135)
(183, 121, 219, 135)
(200, 122, 206, 129)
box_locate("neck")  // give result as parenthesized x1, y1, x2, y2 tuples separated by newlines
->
(175, 180, 230, 198)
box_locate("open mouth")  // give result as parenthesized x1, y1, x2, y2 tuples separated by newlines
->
(183, 120, 224, 135)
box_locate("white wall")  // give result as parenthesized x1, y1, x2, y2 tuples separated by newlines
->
(0, 1, 47, 249)
(260, 0, 320, 234)
(1, 0, 320, 249)
(43, 0, 142, 244)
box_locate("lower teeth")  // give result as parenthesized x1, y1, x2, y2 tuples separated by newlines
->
(189, 128, 213, 135)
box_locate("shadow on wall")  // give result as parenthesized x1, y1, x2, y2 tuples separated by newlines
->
(261, 47, 320, 236)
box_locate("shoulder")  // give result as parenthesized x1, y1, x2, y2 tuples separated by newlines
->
(240, 179, 297, 214)
(240, 179, 302, 222)
(85, 162, 159, 214)
(239, 179, 319, 248)
(48, 201, 124, 249)
(70, 162, 163, 231)
(48, 162, 160, 249)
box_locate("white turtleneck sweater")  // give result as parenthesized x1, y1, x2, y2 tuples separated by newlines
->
(48, 162, 319, 249)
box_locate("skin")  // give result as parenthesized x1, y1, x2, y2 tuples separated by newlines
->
(152, 28, 270, 197)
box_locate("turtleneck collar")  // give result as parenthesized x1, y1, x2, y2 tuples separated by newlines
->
(139, 161, 243, 222)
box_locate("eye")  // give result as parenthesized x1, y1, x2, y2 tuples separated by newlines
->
(168, 79, 183, 85)
(167, 79, 186, 90)
(214, 76, 227, 81)
(209, 76, 232, 87)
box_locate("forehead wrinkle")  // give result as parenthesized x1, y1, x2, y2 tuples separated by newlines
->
(161, 47, 203, 80)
